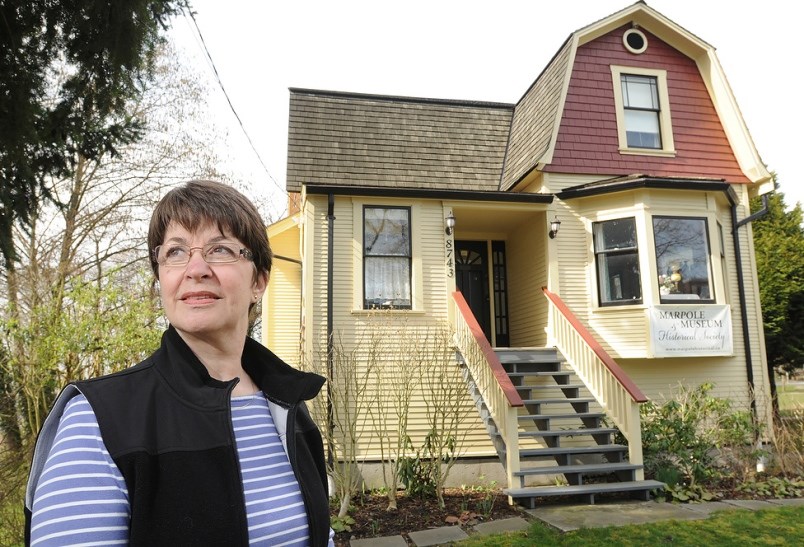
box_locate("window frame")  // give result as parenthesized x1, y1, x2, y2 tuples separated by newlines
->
(652, 215, 715, 304)
(593, 217, 643, 307)
(610, 65, 676, 157)
(362, 205, 412, 310)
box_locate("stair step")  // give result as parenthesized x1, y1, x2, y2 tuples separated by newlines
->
(519, 427, 616, 438)
(518, 412, 604, 421)
(504, 480, 665, 498)
(507, 371, 572, 378)
(494, 348, 560, 363)
(516, 384, 584, 390)
(518, 444, 629, 458)
(514, 462, 641, 477)
(522, 397, 594, 405)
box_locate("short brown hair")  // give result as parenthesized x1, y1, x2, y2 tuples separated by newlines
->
(148, 180, 272, 280)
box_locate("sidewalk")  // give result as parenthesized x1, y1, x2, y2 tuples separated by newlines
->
(348, 498, 804, 546)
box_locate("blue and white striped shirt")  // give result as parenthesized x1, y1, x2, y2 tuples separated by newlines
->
(31, 393, 333, 546)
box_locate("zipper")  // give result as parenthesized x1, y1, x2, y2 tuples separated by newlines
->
(225, 377, 250, 546)
(285, 402, 323, 546)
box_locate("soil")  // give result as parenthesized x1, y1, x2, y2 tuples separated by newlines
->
(332, 488, 525, 546)
(330, 479, 800, 545)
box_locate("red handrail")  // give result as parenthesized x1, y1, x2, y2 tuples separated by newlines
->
(543, 287, 647, 403)
(452, 291, 524, 407)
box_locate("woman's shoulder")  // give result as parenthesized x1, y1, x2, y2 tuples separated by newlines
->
(76, 353, 158, 399)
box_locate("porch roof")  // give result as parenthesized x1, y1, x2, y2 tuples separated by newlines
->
(555, 174, 734, 200)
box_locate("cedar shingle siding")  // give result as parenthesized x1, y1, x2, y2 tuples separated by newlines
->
(287, 22, 751, 194)
(500, 39, 573, 191)
(286, 90, 513, 193)
(546, 26, 749, 183)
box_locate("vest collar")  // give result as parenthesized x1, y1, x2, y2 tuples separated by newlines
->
(155, 326, 325, 409)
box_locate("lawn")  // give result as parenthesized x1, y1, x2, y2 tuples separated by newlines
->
(778, 382, 804, 410)
(457, 505, 803, 546)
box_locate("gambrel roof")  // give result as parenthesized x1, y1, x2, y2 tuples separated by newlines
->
(285, 2, 772, 197)
(286, 90, 513, 193)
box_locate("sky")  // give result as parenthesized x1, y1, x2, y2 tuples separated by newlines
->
(168, 0, 802, 220)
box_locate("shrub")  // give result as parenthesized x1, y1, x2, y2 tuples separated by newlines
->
(640, 383, 763, 490)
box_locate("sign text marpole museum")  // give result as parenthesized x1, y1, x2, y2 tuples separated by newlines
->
(649, 305, 733, 357)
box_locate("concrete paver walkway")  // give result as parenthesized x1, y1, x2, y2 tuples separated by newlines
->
(348, 498, 802, 546)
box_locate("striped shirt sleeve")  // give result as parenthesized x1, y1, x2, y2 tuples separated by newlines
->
(30, 394, 130, 546)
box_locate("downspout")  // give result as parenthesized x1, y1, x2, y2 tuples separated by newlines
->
(730, 191, 769, 428)
(326, 193, 336, 468)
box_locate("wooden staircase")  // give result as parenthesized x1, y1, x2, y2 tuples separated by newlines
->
(460, 347, 664, 508)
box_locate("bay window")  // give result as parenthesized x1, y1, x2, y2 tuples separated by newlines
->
(653, 216, 714, 302)
(593, 218, 642, 306)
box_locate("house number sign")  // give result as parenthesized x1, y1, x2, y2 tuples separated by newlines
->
(445, 238, 454, 278)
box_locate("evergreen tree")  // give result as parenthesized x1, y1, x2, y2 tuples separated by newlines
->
(752, 181, 804, 376)
(0, 0, 186, 267)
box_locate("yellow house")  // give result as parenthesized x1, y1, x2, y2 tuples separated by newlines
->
(264, 2, 773, 506)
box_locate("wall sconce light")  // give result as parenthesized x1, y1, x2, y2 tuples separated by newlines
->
(445, 211, 456, 235)
(549, 216, 561, 239)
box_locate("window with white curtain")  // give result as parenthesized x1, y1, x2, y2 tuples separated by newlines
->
(363, 206, 411, 309)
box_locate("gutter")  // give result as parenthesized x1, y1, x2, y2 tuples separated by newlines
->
(273, 254, 303, 266)
(729, 191, 770, 428)
(326, 193, 335, 467)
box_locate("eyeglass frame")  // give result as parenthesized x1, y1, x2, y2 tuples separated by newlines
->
(151, 243, 255, 267)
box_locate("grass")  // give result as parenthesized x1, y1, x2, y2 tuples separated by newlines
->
(456, 506, 803, 546)
(778, 382, 804, 410)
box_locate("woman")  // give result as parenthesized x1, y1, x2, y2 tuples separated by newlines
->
(25, 180, 333, 546)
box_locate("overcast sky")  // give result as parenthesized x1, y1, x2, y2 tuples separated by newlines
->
(168, 0, 801, 219)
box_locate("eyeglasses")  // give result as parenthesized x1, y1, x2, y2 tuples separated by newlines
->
(152, 243, 254, 266)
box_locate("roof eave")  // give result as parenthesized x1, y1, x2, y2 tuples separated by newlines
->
(304, 184, 554, 204)
(556, 176, 731, 200)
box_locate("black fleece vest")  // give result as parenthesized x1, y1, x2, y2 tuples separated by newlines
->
(26, 327, 330, 547)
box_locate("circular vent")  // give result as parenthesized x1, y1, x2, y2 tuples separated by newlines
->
(623, 28, 648, 54)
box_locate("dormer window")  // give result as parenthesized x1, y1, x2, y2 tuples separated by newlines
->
(611, 65, 676, 157)
(621, 74, 661, 149)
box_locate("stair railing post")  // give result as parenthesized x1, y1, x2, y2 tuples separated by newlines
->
(504, 407, 520, 500)
(627, 404, 645, 480)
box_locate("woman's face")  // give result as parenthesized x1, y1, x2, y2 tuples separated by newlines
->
(157, 221, 266, 343)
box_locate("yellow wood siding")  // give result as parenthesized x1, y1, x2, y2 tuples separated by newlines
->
(305, 196, 493, 459)
(264, 223, 302, 365)
(507, 216, 548, 347)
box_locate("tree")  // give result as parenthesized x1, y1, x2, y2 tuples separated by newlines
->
(0, 0, 187, 267)
(751, 181, 804, 378)
(0, 39, 224, 542)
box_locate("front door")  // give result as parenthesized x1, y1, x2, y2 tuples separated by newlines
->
(456, 241, 492, 342)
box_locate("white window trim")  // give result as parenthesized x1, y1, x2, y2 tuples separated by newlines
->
(610, 65, 676, 157)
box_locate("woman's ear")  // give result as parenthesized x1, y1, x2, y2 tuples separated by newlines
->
(253, 271, 269, 297)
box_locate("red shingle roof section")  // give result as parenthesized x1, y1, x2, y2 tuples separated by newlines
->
(546, 26, 749, 183)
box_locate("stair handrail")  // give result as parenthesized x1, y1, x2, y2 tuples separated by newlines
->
(543, 287, 646, 478)
(451, 291, 521, 489)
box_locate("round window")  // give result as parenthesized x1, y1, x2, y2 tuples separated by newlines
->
(623, 28, 648, 54)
